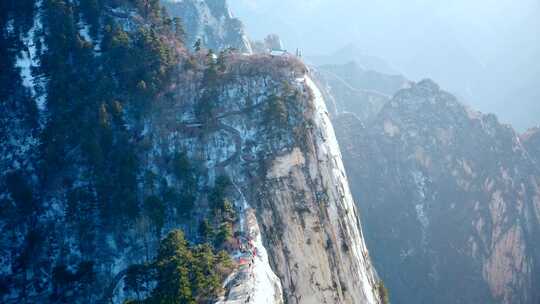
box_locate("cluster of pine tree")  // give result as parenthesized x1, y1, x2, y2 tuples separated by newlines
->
(124, 230, 234, 303)
(124, 174, 240, 303)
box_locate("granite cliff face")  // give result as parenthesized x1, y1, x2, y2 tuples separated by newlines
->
(252, 76, 379, 304)
(331, 79, 540, 304)
(1, 1, 381, 303)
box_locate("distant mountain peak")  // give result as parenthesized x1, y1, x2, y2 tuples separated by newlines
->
(416, 78, 440, 92)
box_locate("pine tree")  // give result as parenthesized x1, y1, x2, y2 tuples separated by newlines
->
(209, 175, 231, 211)
(192, 244, 221, 299)
(199, 219, 214, 242)
(172, 152, 197, 216)
(215, 222, 233, 247)
(144, 195, 165, 236)
(265, 94, 288, 126)
(222, 199, 237, 223)
(193, 38, 202, 52)
(151, 230, 196, 304)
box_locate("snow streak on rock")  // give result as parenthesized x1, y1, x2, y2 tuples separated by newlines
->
(216, 195, 283, 304)
(248, 209, 283, 304)
(15, 0, 47, 118)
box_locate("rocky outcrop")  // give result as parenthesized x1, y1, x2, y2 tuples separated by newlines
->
(332, 79, 540, 304)
(162, 0, 252, 52)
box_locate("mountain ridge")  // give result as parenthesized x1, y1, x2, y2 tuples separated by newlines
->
(329, 77, 540, 304)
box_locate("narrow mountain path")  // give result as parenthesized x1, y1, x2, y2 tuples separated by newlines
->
(215, 121, 242, 169)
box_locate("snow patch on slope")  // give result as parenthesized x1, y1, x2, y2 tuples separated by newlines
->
(79, 22, 93, 44)
(15, 0, 47, 116)
(247, 210, 283, 304)
(78, 19, 102, 53)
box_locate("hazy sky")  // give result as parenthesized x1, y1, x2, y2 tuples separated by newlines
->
(230, 0, 540, 130)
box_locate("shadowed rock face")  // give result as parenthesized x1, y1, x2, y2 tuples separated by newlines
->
(162, 0, 252, 53)
(332, 79, 540, 304)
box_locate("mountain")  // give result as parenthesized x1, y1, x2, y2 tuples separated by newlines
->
(314, 62, 409, 122)
(330, 79, 540, 303)
(0, 1, 381, 303)
(307, 44, 398, 75)
(162, 0, 252, 53)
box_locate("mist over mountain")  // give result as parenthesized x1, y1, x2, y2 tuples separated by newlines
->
(230, 0, 540, 130)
